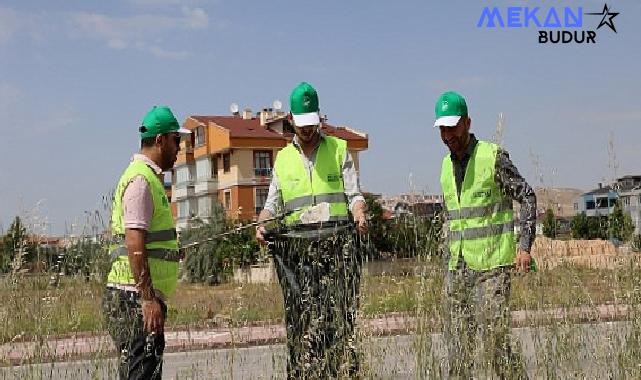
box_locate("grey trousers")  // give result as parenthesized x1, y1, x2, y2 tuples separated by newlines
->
(443, 260, 527, 379)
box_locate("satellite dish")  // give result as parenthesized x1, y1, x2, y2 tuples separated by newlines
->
(230, 103, 239, 114)
(272, 100, 282, 111)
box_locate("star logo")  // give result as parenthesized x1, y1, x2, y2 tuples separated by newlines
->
(442, 100, 449, 111)
(586, 3, 619, 33)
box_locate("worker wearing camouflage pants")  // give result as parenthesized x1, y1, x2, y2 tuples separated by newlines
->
(272, 232, 361, 378)
(443, 260, 526, 378)
(256, 82, 368, 379)
(433, 91, 536, 379)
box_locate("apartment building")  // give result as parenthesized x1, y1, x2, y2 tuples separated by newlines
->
(172, 108, 368, 231)
(574, 175, 641, 233)
(617, 175, 641, 234)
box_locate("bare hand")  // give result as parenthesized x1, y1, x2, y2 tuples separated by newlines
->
(515, 249, 532, 273)
(351, 200, 368, 235)
(142, 298, 164, 334)
(354, 214, 368, 234)
(256, 225, 268, 246)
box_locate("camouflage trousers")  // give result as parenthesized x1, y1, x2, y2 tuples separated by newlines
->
(443, 260, 528, 379)
(272, 232, 362, 379)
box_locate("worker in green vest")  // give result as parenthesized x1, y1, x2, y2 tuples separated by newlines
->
(103, 106, 190, 380)
(434, 91, 536, 379)
(256, 82, 368, 379)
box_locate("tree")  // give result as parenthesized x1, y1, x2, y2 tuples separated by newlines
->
(363, 193, 391, 257)
(542, 208, 557, 238)
(0, 216, 34, 273)
(570, 212, 589, 239)
(608, 200, 635, 243)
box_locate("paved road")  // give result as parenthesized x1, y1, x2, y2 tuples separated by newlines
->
(2, 321, 637, 379)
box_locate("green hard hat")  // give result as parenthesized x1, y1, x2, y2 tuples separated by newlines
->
(140, 106, 190, 139)
(434, 91, 468, 127)
(290, 82, 320, 126)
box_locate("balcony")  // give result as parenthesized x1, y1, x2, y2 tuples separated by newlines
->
(173, 185, 195, 200)
(194, 178, 218, 195)
(254, 167, 272, 177)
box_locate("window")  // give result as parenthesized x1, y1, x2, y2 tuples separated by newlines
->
(198, 197, 211, 217)
(223, 153, 231, 173)
(195, 126, 205, 146)
(586, 200, 595, 210)
(609, 198, 617, 207)
(195, 157, 213, 181)
(211, 156, 218, 179)
(596, 198, 609, 209)
(254, 151, 273, 176)
(175, 166, 192, 185)
(224, 190, 231, 210)
(255, 187, 269, 214)
(177, 201, 189, 218)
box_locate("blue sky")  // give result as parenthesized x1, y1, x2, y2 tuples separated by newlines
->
(0, 0, 639, 234)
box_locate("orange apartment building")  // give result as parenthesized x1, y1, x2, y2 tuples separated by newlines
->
(172, 107, 368, 231)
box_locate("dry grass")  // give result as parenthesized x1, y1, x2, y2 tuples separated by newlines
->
(2, 261, 639, 345)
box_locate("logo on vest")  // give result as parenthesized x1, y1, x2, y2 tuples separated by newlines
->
(327, 174, 341, 182)
(472, 189, 492, 199)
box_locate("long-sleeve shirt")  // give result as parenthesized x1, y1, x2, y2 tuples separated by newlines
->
(262, 132, 365, 216)
(445, 134, 537, 252)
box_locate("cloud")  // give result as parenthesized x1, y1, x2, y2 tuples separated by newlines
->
(0, 82, 79, 138)
(68, 7, 209, 58)
(147, 45, 190, 60)
(182, 7, 209, 29)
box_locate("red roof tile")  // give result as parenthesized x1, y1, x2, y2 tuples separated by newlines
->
(191, 116, 283, 139)
(189, 115, 368, 142)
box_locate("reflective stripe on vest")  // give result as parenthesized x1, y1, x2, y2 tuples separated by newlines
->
(114, 228, 177, 244)
(447, 199, 513, 221)
(283, 193, 348, 212)
(448, 220, 515, 241)
(107, 159, 180, 297)
(110, 245, 181, 262)
(274, 135, 350, 226)
(440, 140, 516, 271)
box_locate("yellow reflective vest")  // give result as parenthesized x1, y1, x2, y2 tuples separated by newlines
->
(440, 140, 515, 271)
(107, 159, 179, 297)
(274, 136, 349, 226)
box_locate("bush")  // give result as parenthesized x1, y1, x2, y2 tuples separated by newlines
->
(385, 215, 442, 258)
(180, 205, 259, 285)
(571, 212, 608, 240)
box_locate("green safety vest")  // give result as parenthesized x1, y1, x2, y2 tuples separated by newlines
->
(274, 135, 349, 226)
(440, 140, 515, 271)
(107, 159, 180, 297)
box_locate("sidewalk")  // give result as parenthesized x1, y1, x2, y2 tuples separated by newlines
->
(0, 304, 630, 366)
